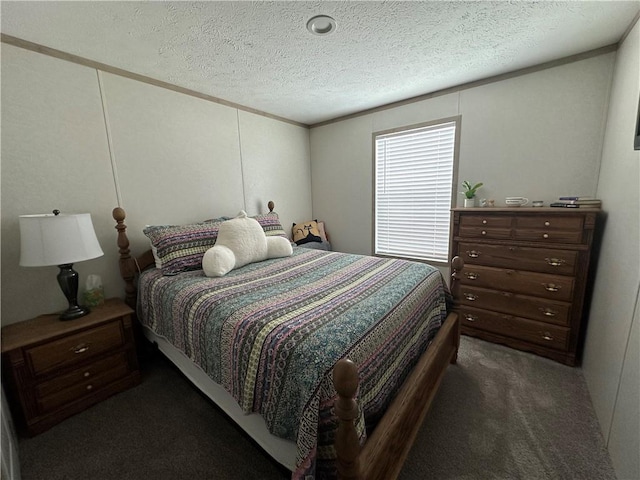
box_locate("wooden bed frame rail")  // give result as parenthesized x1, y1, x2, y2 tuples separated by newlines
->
(112, 205, 463, 480)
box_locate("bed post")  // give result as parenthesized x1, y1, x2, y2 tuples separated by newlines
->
(112, 207, 138, 309)
(450, 255, 464, 364)
(333, 359, 362, 480)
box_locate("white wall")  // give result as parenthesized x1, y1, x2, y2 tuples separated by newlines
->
(0, 43, 312, 326)
(310, 53, 615, 257)
(584, 19, 640, 480)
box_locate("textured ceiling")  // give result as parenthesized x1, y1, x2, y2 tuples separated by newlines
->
(1, 1, 639, 125)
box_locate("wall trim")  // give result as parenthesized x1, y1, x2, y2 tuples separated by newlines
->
(311, 44, 619, 128)
(0, 33, 309, 129)
(1, 34, 619, 131)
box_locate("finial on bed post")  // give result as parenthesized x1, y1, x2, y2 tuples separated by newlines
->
(450, 255, 464, 298)
(267, 200, 275, 213)
(333, 359, 362, 480)
(112, 207, 137, 309)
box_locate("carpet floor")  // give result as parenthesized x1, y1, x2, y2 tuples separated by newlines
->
(17, 336, 616, 480)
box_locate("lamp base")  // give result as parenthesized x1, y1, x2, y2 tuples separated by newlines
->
(57, 263, 91, 321)
(59, 304, 91, 321)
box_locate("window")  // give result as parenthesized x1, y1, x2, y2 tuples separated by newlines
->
(374, 118, 458, 264)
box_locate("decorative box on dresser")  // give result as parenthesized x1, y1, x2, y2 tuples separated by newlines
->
(1, 298, 140, 436)
(451, 207, 600, 366)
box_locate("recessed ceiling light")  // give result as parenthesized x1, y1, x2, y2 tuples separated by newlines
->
(306, 15, 336, 36)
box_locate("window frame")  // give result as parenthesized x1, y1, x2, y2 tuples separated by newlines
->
(372, 115, 461, 266)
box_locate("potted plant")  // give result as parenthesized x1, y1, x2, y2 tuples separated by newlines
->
(461, 181, 483, 207)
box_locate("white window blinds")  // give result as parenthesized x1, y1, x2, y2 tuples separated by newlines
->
(375, 121, 456, 263)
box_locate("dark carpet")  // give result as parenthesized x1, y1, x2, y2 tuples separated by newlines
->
(17, 336, 616, 480)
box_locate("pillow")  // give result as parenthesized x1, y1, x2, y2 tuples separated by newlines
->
(143, 220, 224, 275)
(202, 211, 292, 277)
(316, 221, 328, 242)
(292, 220, 322, 245)
(252, 212, 288, 238)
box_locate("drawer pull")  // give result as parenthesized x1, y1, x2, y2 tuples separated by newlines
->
(465, 272, 479, 280)
(545, 257, 566, 267)
(544, 221, 550, 227)
(464, 293, 478, 301)
(464, 314, 478, 322)
(539, 307, 558, 317)
(83, 371, 91, 378)
(542, 333, 554, 341)
(542, 283, 561, 292)
(467, 250, 481, 258)
(71, 343, 90, 354)
(86, 384, 93, 391)
(481, 230, 487, 236)
(543, 233, 549, 239)
(482, 220, 487, 225)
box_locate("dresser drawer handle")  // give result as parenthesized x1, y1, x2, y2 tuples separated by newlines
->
(71, 343, 90, 354)
(464, 293, 478, 301)
(539, 307, 558, 317)
(467, 250, 481, 258)
(83, 371, 91, 378)
(545, 258, 566, 267)
(542, 333, 554, 341)
(464, 314, 478, 322)
(543, 233, 549, 239)
(544, 221, 551, 227)
(481, 230, 487, 236)
(542, 283, 561, 292)
(86, 384, 93, 391)
(465, 272, 479, 280)
(482, 220, 487, 225)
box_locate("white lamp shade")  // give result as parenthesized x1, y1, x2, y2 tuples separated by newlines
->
(19, 213, 104, 267)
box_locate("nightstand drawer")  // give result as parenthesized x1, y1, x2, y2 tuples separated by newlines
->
(35, 352, 128, 398)
(37, 359, 130, 414)
(26, 321, 124, 376)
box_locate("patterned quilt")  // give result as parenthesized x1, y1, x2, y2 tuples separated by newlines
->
(137, 247, 449, 479)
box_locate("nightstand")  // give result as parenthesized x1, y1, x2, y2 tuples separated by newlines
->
(1, 298, 140, 436)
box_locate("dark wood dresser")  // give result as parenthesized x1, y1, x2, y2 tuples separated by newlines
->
(451, 207, 600, 366)
(1, 298, 140, 435)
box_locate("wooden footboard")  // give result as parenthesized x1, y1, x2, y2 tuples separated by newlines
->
(112, 205, 463, 479)
(334, 258, 463, 480)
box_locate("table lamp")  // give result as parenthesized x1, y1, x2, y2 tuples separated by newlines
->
(19, 210, 104, 320)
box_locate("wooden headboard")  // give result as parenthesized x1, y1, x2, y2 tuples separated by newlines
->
(112, 201, 277, 309)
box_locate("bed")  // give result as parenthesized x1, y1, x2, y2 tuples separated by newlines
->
(112, 203, 463, 480)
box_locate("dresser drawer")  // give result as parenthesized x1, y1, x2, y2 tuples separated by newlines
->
(460, 215, 513, 228)
(26, 321, 124, 376)
(457, 242, 578, 275)
(36, 359, 131, 414)
(459, 264, 574, 301)
(458, 285, 571, 325)
(458, 306, 569, 351)
(459, 226, 512, 240)
(514, 228, 583, 244)
(515, 216, 583, 231)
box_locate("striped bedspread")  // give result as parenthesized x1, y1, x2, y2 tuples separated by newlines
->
(138, 247, 449, 479)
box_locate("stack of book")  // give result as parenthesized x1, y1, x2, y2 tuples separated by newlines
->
(550, 196, 602, 208)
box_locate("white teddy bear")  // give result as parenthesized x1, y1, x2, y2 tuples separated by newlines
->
(202, 211, 293, 277)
